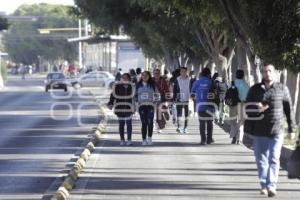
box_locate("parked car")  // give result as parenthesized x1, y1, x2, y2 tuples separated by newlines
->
(71, 71, 115, 89)
(44, 72, 68, 92)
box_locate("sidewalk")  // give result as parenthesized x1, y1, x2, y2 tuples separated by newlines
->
(69, 110, 300, 199)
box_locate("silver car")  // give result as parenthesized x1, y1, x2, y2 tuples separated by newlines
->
(71, 71, 115, 88)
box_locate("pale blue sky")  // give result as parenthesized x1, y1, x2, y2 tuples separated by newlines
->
(0, 0, 74, 14)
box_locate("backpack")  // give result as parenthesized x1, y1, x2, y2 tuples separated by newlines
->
(216, 82, 228, 101)
(207, 80, 219, 105)
(224, 81, 240, 106)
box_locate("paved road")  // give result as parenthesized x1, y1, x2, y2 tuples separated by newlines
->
(69, 103, 300, 199)
(0, 75, 101, 199)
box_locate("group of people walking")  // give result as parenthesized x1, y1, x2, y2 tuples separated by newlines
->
(108, 66, 252, 146)
(107, 64, 297, 197)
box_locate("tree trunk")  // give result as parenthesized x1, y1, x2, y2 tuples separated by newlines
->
(293, 73, 300, 121)
(245, 53, 254, 86)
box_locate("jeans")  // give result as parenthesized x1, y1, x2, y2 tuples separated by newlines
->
(198, 111, 214, 143)
(253, 134, 284, 190)
(215, 101, 225, 124)
(139, 105, 154, 140)
(118, 118, 132, 141)
(176, 103, 189, 129)
(229, 103, 245, 142)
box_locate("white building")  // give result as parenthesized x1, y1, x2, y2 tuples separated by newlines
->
(68, 35, 145, 74)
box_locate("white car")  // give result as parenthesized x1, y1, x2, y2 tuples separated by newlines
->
(71, 71, 115, 88)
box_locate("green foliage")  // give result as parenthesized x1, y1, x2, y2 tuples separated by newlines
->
(237, 0, 300, 72)
(0, 61, 7, 82)
(74, 0, 300, 72)
(3, 3, 78, 65)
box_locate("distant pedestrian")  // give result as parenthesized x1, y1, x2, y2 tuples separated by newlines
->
(213, 74, 228, 125)
(191, 67, 215, 145)
(169, 68, 181, 125)
(189, 71, 197, 116)
(173, 67, 192, 134)
(115, 68, 122, 81)
(19, 64, 26, 80)
(153, 68, 170, 133)
(107, 73, 134, 146)
(129, 68, 138, 84)
(228, 69, 249, 144)
(135, 71, 158, 146)
(245, 64, 296, 197)
(136, 67, 142, 81)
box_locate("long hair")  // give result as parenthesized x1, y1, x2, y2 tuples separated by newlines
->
(138, 71, 155, 89)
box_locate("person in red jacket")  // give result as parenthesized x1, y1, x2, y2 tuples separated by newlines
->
(153, 68, 170, 133)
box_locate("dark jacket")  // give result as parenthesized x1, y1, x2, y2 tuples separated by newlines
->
(215, 80, 228, 102)
(245, 81, 296, 137)
(108, 82, 134, 117)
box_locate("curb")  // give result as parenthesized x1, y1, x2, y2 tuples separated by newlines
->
(51, 106, 108, 200)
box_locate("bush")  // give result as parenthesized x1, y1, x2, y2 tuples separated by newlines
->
(0, 61, 7, 82)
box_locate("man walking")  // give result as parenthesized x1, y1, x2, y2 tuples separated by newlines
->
(191, 67, 216, 145)
(173, 67, 192, 134)
(245, 64, 296, 197)
(229, 69, 250, 144)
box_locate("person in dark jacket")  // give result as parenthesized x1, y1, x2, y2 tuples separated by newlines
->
(153, 68, 170, 133)
(214, 75, 227, 125)
(245, 64, 296, 197)
(115, 68, 122, 81)
(191, 67, 215, 145)
(108, 73, 134, 146)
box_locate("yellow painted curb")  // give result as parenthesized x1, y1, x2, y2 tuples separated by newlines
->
(68, 168, 78, 180)
(86, 142, 95, 152)
(51, 104, 108, 199)
(52, 186, 69, 200)
(80, 148, 91, 161)
(76, 158, 86, 169)
(61, 176, 75, 190)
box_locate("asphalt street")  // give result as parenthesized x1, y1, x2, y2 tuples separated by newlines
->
(0, 75, 101, 199)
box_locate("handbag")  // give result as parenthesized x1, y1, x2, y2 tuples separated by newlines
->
(287, 141, 300, 179)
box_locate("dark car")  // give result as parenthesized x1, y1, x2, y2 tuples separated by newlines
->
(45, 72, 68, 92)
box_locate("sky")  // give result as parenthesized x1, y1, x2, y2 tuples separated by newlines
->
(0, 0, 74, 14)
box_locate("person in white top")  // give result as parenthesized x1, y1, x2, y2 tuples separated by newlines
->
(173, 67, 192, 134)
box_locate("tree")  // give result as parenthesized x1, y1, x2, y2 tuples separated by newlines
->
(3, 3, 78, 66)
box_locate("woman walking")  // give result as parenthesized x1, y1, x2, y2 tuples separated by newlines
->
(135, 71, 158, 146)
(107, 73, 134, 146)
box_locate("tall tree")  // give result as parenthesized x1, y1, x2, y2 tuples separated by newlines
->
(3, 3, 78, 65)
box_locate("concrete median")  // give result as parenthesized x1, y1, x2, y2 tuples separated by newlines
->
(51, 103, 107, 199)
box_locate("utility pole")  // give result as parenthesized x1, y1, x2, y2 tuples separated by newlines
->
(78, 19, 83, 69)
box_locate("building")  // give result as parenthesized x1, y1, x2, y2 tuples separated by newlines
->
(68, 35, 145, 74)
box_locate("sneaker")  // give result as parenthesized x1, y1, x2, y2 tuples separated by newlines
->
(157, 129, 162, 134)
(260, 188, 268, 195)
(147, 137, 153, 145)
(183, 128, 189, 134)
(142, 140, 147, 146)
(176, 128, 181, 133)
(200, 141, 206, 145)
(120, 140, 126, 146)
(207, 138, 215, 144)
(126, 140, 133, 146)
(267, 189, 277, 197)
(231, 137, 237, 144)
